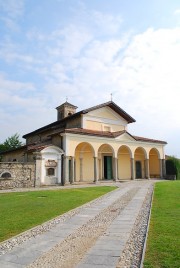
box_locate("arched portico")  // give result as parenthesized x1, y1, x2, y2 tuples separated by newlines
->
(149, 148, 161, 178)
(118, 145, 132, 180)
(98, 144, 115, 180)
(74, 142, 95, 182)
(134, 147, 147, 179)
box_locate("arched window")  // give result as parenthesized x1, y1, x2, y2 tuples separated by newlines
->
(47, 168, 55, 176)
(1, 172, 12, 179)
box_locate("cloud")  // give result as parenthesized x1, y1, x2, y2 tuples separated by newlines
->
(0, 3, 179, 156)
(174, 9, 180, 15)
(43, 26, 180, 158)
(71, 3, 123, 37)
(0, 0, 25, 31)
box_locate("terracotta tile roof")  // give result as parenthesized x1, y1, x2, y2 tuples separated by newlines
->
(62, 128, 167, 144)
(56, 101, 78, 109)
(23, 101, 135, 138)
(81, 101, 136, 123)
(27, 144, 52, 152)
(63, 128, 122, 138)
(133, 135, 167, 144)
(0, 145, 27, 154)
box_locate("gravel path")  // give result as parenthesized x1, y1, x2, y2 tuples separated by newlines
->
(27, 187, 139, 268)
(116, 184, 153, 268)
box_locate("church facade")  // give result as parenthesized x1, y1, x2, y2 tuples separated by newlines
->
(0, 101, 167, 186)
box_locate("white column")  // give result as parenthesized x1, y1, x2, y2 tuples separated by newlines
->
(34, 154, 42, 187)
(63, 156, 70, 185)
(57, 155, 62, 184)
(70, 156, 75, 184)
(41, 158, 45, 184)
(131, 158, 135, 180)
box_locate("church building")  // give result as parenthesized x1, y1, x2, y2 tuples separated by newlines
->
(0, 101, 167, 186)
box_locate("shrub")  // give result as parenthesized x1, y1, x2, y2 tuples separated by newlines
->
(166, 156, 180, 180)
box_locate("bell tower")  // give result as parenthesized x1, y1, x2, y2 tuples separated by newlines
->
(56, 101, 78, 120)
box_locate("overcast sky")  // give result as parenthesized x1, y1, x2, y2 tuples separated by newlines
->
(0, 0, 180, 157)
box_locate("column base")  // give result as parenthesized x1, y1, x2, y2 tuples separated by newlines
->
(64, 181, 70, 185)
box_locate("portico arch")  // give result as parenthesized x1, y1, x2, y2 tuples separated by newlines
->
(98, 144, 115, 180)
(149, 148, 160, 178)
(74, 142, 95, 182)
(134, 147, 147, 179)
(118, 145, 132, 180)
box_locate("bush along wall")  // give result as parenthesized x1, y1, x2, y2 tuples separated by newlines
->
(166, 156, 180, 180)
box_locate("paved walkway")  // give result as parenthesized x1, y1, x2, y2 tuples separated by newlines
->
(0, 180, 155, 268)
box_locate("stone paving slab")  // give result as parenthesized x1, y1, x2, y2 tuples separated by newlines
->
(0, 181, 153, 268)
(76, 182, 151, 268)
(0, 184, 134, 268)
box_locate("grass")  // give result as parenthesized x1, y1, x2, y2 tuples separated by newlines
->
(0, 186, 116, 242)
(144, 181, 180, 268)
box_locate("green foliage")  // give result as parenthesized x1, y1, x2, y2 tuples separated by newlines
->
(0, 133, 23, 153)
(144, 181, 180, 268)
(166, 156, 180, 180)
(0, 186, 116, 242)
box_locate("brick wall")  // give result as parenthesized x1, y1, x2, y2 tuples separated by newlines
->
(0, 162, 35, 190)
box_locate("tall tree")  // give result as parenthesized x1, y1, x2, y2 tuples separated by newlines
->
(0, 133, 23, 152)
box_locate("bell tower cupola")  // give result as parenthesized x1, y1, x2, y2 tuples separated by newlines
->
(56, 101, 78, 120)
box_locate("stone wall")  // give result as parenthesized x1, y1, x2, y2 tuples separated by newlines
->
(0, 162, 35, 190)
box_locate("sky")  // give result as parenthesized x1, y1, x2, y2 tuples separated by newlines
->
(0, 0, 180, 157)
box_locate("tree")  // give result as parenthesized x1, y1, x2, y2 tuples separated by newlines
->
(0, 133, 23, 152)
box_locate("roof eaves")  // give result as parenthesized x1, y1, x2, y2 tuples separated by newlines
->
(80, 101, 136, 123)
(133, 135, 167, 144)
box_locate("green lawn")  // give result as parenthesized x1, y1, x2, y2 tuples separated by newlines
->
(0, 186, 116, 242)
(144, 181, 180, 268)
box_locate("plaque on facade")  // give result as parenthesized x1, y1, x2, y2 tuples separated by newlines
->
(45, 160, 57, 167)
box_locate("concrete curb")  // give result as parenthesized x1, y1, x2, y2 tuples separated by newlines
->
(140, 184, 155, 268)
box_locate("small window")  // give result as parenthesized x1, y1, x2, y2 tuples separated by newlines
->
(47, 168, 55, 176)
(1, 172, 11, 179)
(68, 112, 72, 116)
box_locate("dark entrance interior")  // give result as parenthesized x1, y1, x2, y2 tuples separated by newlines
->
(104, 156, 113, 179)
(136, 161, 142, 178)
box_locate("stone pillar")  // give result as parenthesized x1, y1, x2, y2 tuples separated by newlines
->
(98, 157, 101, 180)
(41, 158, 45, 184)
(74, 159, 76, 182)
(63, 156, 70, 185)
(159, 159, 163, 178)
(34, 154, 42, 187)
(70, 156, 75, 184)
(113, 157, 118, 181)
(80, 157, 83, 182)
(94, 157, 99, 183)
(131, 158, 135, 180)
(57, 155, 62, 184)
(162, 159, 166, 178)
(145, 159, 150, 179)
